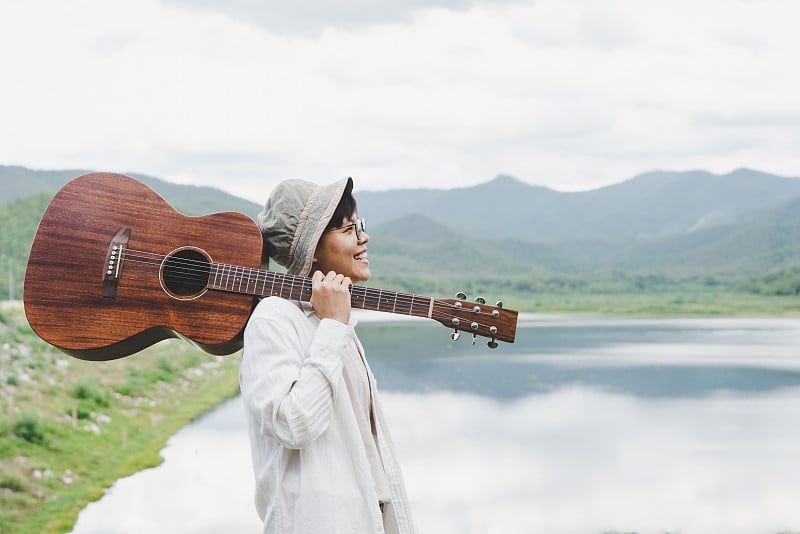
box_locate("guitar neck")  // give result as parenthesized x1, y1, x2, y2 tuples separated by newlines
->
(208, 263, 433, 319)
(206, 262, 518, 344)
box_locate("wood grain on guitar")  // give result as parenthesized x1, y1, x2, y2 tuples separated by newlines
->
(23, 173, 518, 361)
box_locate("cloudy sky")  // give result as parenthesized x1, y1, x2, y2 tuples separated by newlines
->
(2, 0, 799, 202)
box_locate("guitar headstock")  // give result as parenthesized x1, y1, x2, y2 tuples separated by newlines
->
(432, 293, 518, 348)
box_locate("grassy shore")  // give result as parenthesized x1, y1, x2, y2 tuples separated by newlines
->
(510, 291, 800, 317)
(0, 302, 242, 534)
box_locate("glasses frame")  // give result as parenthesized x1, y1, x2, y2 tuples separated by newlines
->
(325, 217, 366, 239)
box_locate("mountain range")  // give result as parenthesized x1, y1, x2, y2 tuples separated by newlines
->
(2, 164, 800, 280)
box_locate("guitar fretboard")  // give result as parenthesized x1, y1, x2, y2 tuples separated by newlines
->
(208, 263, 434, 319)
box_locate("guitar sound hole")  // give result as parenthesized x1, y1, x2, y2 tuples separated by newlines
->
(162, 248, 210, 297)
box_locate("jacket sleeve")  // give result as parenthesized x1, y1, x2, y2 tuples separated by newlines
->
(239, 297, 353, 449)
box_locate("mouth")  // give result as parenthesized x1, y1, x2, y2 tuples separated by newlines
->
(354, 251, 368, 262)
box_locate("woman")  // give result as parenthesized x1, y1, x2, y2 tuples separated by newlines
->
(239, 177, 417, 534)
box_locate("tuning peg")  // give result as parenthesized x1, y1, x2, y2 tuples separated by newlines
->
(456, 292, 467, 300)
(475, 296, 485, 304)
(451, 330, 461, 341)
(487, 323, 499, 348)
(471, 333, 477, 346)
(495, 301, 503, 308)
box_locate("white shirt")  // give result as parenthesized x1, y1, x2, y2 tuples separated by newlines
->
(239, 296, 417, 534)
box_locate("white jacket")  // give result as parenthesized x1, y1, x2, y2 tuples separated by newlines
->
(239, 296, 417, 534)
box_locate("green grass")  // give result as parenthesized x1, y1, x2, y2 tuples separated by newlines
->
(0, 302, 241, 534)
(508, 291, 800, 317)
(510, 291, 800, 317)
(370, 271, 800, 318)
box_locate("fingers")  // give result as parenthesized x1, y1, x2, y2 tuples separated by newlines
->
(314, 270, 352, 290)
(310, 270, 352, 323)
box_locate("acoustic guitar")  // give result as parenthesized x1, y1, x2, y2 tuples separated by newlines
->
(23, 173, 518, 361)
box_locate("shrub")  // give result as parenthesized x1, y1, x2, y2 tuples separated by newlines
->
(0, 475, 25, 492)
(65, 404, 91, 420)
(70, 377, 110, 407)
(157, 355, 175, 375)
(13, 414, 46, 445)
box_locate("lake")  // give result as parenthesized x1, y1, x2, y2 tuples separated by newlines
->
(69, 314, 800, 534)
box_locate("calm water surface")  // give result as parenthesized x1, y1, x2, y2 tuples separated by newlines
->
(70, 315, 800, 534)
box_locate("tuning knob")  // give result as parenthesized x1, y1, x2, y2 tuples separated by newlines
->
(475, 297, 485, 304)
(450, 318, 461, 341)
(456, 292, 467, 300)
(488, 325, 499, 348)
(495, 301, 503, 308)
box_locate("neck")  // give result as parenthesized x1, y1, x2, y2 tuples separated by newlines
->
(207, 263, 434, 319)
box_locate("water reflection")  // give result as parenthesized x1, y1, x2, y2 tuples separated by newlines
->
(69, 316, 800, 534)
(362, 316, 800, 398)
(394, 388, 800, 534)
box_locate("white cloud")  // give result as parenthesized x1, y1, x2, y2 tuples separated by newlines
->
(1, 0, 800, 203)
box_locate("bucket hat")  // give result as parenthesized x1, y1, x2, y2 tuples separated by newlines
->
(257, 177, 353, 277)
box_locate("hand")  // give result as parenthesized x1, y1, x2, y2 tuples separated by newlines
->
(310, 270, 352, 324)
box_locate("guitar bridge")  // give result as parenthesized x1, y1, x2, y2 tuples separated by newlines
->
(103, 227, 131, 298)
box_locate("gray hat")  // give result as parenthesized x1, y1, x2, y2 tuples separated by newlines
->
(257, 177, 353, 277)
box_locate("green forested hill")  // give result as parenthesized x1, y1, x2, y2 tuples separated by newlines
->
(0, 165, 262, 220)
(0, 193, 52, 300)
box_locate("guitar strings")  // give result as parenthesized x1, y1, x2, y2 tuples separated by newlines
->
(114, 248, 506, 336)
(120, 248, 497, 320)
(119, 247, 463, 311)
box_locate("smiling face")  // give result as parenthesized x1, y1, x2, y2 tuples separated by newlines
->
(313, 213, 371, 283)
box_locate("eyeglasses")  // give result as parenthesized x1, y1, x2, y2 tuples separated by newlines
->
(325, 217, 366, 239)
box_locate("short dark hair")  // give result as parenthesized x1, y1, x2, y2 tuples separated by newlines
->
(325, 191, 357, 231)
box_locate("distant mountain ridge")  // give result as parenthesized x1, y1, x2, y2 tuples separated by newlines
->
(3, 164, 800, 280)
(359, 168, 800, 244)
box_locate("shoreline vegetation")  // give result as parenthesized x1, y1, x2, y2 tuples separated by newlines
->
(0, 302, 241, 534)
(1, 291, 799, 533)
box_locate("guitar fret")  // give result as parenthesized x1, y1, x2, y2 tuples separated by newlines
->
(412, 295, 432, 317)
(394, 292, 412, 316)
(351, 286, 365, 309)
(261, 271, 269, 297)
(223, 264, 231, 289)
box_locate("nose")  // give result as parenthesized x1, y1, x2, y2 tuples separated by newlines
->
(358, 230, 369, 244)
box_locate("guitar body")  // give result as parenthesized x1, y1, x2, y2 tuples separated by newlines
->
(24, 173, 263, 361)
